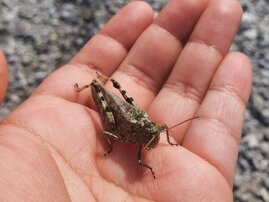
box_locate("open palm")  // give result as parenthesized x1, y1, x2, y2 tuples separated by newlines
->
(0, 1, 252, 201)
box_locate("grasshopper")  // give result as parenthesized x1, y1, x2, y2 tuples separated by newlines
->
(75, 73, 198, 178)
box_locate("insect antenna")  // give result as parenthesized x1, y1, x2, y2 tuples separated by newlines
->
(164, 116, 199, 131)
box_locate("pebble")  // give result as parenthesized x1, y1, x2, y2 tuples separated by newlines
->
(260, 188, 269, 202)
(263, 177, 269, 190)
(260, 142, 269, 155)
(264, 128, 269, 140)
(244, 28, 258, 40)
(261, 109, 269, 125)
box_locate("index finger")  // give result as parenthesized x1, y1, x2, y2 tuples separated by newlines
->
(33, 2, 154, 105)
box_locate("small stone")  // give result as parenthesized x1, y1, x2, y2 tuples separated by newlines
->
(252, 91, 265, 115)
(262, 108, 269, 125)
(264, 128, 269, 140)
(263, 177, 269, 190)
(238, 157, 251, 170)
(9, 94, 20, 103)
(260, 142, 269, 155)
(241, 12, 257, 28)
(260, 69, 269, 85)
(244, 134, 259, 148)
(252, 154, 269, 171)
(244, 28, 258, 40)
(260, 188, 269, 202)
(35, 72, 47, 80)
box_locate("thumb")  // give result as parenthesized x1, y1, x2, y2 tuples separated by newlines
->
(0, 49, 8, 102)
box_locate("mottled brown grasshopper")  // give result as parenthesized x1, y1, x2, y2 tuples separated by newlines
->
(75, 73, 198, 178)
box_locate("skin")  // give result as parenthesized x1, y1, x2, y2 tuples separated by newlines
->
(0, 0, 252, 201)
(0, 49, 8, 102)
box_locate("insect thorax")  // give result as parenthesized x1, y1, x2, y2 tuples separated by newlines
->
(113, 107, 161, 148)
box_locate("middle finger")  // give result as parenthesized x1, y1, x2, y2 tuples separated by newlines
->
(149, 0, 243, 143)
(107, 0, 208, 108)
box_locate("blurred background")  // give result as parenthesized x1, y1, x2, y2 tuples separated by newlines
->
(0, 0, 268, 201)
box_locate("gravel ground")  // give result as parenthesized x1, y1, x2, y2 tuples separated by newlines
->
(0, 0, 268, 201)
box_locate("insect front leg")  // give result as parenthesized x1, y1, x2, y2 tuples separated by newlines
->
(74, 83, 91, 92)
(137, 145, 156, 178)
(103, 131, 120, 156)
(161, 125, 179, 146)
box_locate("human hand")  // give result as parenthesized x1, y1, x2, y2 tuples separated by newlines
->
(0, 0, 252, 201)
(0, 49, 8, 102)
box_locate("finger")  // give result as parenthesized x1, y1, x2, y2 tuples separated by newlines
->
(0, 49, 8, 102)
(70, 1, 154, 75)
(149, 0, 243, 141)
(182, 52, 252, 186)
(106, 0, 208, 108)
(33, 1, 153, 105)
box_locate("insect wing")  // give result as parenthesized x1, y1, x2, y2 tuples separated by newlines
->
(91, 80, 117, 130)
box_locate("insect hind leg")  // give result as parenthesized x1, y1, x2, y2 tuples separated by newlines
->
(96, 73, 136, 106)
(110, 78, 136, 106)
